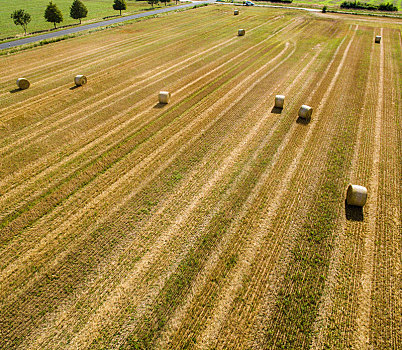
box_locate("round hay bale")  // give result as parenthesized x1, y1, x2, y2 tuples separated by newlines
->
(346, 184, 367, 207)
(159, 91, 171, 104)
(238, 29, 245, 36)
(375, 35, 381, 43)
(298, 105, 313, 120)
(74, 75, 87, 86)
(234, 9, 239, 15)
(275, 95, 285, 109)
(16, 78, 30, 90)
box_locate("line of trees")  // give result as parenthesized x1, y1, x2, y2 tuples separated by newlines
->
(10, 0, 131, 35)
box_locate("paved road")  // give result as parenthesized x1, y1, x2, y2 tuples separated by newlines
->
(0, 2, 205, 50)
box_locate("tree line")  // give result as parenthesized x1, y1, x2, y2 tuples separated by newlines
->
(10, 0, 130, 35)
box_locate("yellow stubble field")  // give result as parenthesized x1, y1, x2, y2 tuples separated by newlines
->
(0, 5, 400, 349)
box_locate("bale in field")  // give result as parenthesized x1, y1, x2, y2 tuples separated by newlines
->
(234, 9, 239, 15)
(375, 35, 381, 43)
(16, 78, 30, 90)
(298, 105, 313, 120)
(238, 29, 245, 36)
(346, 184, 367, 207)
(74, 75, 87, 86)
(275, 95, 285, 109)
(159, 91, 171, 104)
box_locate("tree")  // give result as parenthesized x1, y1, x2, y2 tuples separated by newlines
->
(10, 9, 31, 35)
(44, 1, 63, 29)
(148, 0, 159, 8)
(113, 0, 127, 15)
(161, 0, 171, 5)
(70, 0, 88, 24)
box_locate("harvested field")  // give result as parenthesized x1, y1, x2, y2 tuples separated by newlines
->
(0, 5, 400, 350)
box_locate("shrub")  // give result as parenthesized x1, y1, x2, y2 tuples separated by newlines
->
(340, 1, 397, 11)
(378, 2, 398, 11)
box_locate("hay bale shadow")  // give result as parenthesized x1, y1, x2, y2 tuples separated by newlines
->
(271, 106, 283, 114)
(345, 200, 364, 221)
(69, 85, 80, 90)
(153, 102, 167, 109)
(296, 116, 310, 125)
(10, 88, 22, 93)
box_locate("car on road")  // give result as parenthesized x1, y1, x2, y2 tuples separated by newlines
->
(244, 1, 255, 5)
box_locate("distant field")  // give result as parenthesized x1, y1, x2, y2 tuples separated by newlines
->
(291, 0, 402, 10)
(1, 0, 175, 39)
(233, 0, 402, 11)
(0, 5, 401, 350)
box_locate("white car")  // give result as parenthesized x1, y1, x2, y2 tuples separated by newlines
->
(244, 1, 255, 5)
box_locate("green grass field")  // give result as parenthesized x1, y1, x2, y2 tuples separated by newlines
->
(2, 0, 176, 40)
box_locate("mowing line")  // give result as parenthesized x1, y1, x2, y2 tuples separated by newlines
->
(0, 42, 293, 311)
(0, 9, 217, 83)
(0, 12, 253, 115)
(0, 11, 250, 106)
(156, 42, 326, 349)
(371, 29, 402, 348)
(243, 25, 358, 349)
(110, 40, 315, 350)
(0, 28, 296, 262)
(46, 43, 296, 350)
(310, 29, 376, 350)
(0, 13, 253, 114)
(354, 27, 383, 350)
(0, 19, 296, 247)
(25, 42, 299, 349)
(193, 27, 358, 350)
(0, 15, 283, 158)
(0, 7, 226, 84)
(0, 40, 287, 290)
(0, 17, 285, 198)
(0, 19, 296, 249)
(0, 14, 282, 152)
